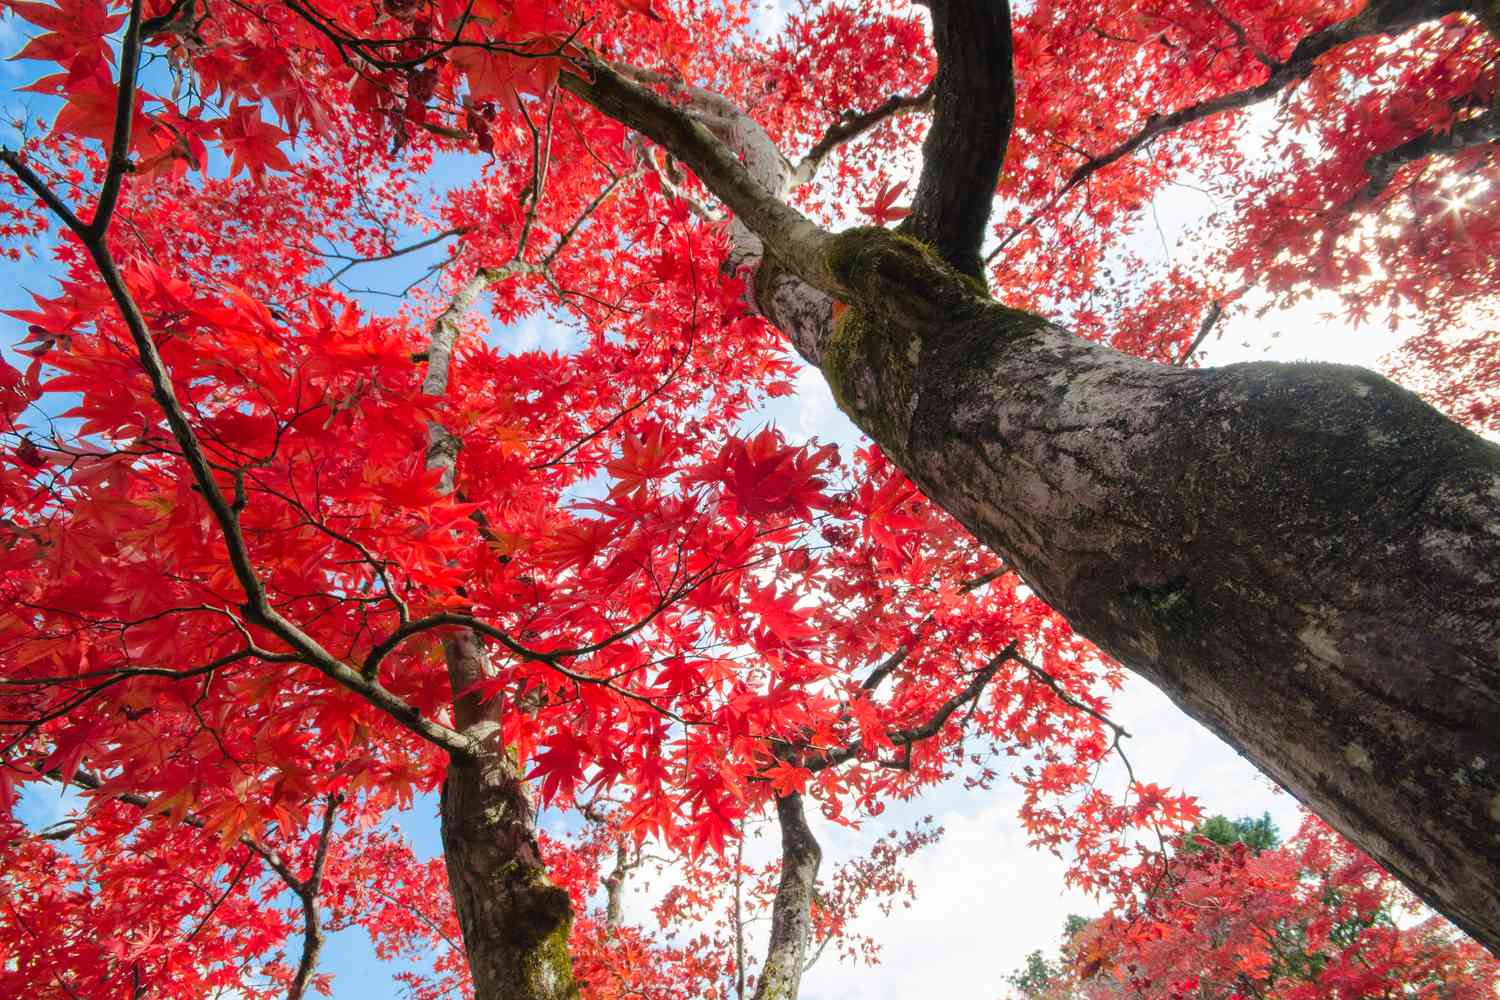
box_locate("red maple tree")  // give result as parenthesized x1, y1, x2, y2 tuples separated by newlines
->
(2, 0, 1497, 997)
(1010, 812, 1500, 1000)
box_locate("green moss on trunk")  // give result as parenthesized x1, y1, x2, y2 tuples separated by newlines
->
(521, 904, 578, 1000)
(819, 226, 1052, 454)
(822, 305, 922, 450)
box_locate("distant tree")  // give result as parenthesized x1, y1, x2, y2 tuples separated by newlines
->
(1005, 916, 1091, 1000)
(1011, 814, 1500, 1000)
(1007, 949, 1069, 1000)
(1181, 813, 1280, 855)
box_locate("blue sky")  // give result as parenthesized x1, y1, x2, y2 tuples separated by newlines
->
(0, 4, 1428, 996)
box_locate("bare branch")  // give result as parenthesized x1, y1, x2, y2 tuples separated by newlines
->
(902, 0, 1016, 278)
(787, 83, 935, 189)
(313, 226, 472, 287)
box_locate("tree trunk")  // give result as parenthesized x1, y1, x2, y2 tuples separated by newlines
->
(439, 632, 579, 1000)
(602, 840, 628, 934)
(817, 228, 1500, 954)
(752, 794, 822, 1000)
(562, 33, 1500, 954)
(417, 273, 580, 998)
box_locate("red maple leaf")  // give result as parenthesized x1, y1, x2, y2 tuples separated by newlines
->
(217, 104, 292, 179)
(859, 179, 912, 226)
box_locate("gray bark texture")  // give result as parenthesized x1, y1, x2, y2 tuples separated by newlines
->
(561, 0, 1500, 955)
(821, 238, 1500, 952)
(752, 794, 822, 1000)
(603, 840, 629, 933)
(440, 633, 580, 1000)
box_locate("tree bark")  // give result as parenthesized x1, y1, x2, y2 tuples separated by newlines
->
(901, 0, 1014, 279)
(440, 632, 579, 1000)
(752, 794, 822, 1000)
(817, 228, 1500, 954)
(422, 276, 580, 1000)
(603, 840, 628, 934)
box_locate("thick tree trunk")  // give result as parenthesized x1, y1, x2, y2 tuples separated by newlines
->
(439, 632, 579, 1000)
(562, 14, 1500, 952)
(752, 794, 822, 1000)
(815, 228, 1500, 954)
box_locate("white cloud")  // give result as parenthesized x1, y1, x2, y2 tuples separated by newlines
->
(750, 0, 790, 40)
(498, 314, 581, 356)
(802, 790, 1086, 1000)
(1195, 289, 1406, 370)
(792, 366, 851, 448)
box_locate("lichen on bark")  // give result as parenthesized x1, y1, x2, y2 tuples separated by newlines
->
(519, 898, 577, 1000)
(822, 225, 988, 320)
(751, 794, 822, 1000)
(822, 305, 922, 455)
(818, 225, 1049, 457)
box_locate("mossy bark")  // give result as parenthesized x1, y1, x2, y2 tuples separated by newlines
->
(751, 794, 822, 1000)
(816, 227, 1500, 955)
(440, 754, 578, 1000)
(439, 632, 580, 1000)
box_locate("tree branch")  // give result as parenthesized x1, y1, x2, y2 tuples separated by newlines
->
(1364, 101, 1500, 199)
(989, 0, 1476, 262)
(88, 0, 145, 240)
(313, 226, 472, 288)
(1197, 0, 1279, 71)
(35, 769, 340, 998)
(285, 794, 340, 1000)
(1175, 300, 1223, 367)
(2, 134, 471, 760)
(559, 59, 834, 286)
(901, 0, 1015, 278)
(787, 83, 935, 189)
(1075, 0, 1473, 186)
(808, 640, 1015, 772)
(858, 563, 1009, 694)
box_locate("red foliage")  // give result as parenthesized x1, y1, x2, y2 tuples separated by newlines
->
(1059, 814, 1500, 999)
(1, 0, 1495, 995)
